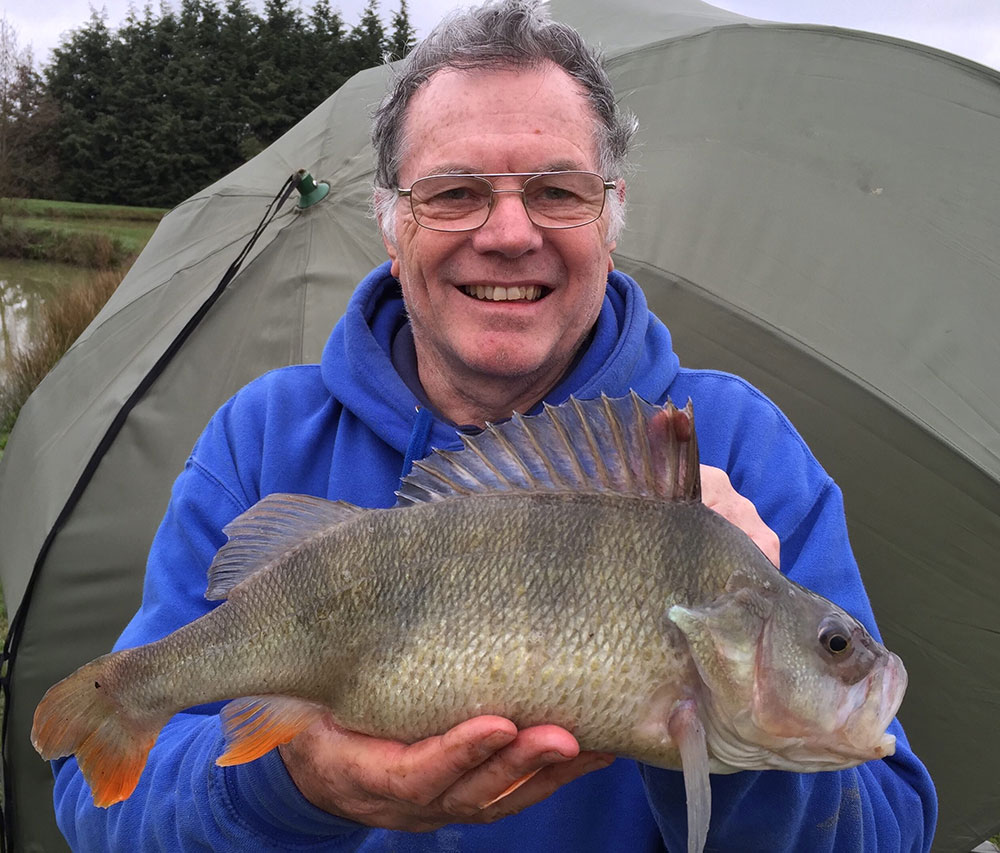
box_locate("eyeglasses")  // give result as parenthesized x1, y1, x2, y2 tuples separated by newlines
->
(397, 171, 616, 232)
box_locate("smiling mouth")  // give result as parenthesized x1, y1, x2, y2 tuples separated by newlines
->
(461, 284, 547, 302)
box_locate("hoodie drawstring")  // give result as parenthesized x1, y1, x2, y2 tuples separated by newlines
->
(401, 406, 435, 479)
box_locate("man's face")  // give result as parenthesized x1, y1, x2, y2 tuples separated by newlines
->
(383, 63, 618, 412)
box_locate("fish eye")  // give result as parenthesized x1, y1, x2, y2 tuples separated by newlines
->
(818, 618, 852, 656)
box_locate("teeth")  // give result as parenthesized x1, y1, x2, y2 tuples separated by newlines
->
(464, 285, 543, 302)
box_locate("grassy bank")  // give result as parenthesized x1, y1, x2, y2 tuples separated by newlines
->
(0, 221, 136, 267)
(12, 198, 166, 222)
(0, 197, 164, 265)
(7, 199, 165, 257)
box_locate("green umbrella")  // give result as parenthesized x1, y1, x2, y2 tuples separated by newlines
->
(1, 1, 997, 849)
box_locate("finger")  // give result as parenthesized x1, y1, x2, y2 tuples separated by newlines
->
(750, 524, 781, 568)
(437, 724, 580, 817)
(378, 716, 519, 806)
(700, 465, 780, 568)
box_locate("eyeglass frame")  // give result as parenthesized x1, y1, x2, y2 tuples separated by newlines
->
(396, 171, 618, 233)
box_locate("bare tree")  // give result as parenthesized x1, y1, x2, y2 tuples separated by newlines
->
(0, 16, 54, 210)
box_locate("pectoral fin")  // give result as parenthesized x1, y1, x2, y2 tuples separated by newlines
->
(668, 699, 711, 853)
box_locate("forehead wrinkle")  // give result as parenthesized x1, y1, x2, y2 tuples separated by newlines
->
(419, 160, 591, 178)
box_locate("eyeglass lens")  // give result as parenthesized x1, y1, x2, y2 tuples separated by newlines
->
(408, 172, 608, 231)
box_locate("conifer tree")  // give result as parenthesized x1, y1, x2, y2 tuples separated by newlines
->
(218, 0, 264, 161)
(347, 0, 387, 71)
(45, 11, 120, 202)
(307, 0, 349, 101)
(39, 0, 411, 206)
(388, 0, 417, 62)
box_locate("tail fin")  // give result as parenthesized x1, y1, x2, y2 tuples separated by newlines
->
(31, 657, 162, 807)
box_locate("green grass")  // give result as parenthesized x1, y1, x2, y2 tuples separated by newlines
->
(17, 216, 159, 254)
(0, 198, 165, 259)
(11, 198, 167, 222)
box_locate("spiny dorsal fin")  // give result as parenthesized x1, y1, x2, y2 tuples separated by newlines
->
(206, 493, 362, 600)
(396, 392, 700, 506)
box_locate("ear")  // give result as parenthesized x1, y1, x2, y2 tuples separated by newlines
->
(606, 179, 626, 270)
(382, 230, 400, 279)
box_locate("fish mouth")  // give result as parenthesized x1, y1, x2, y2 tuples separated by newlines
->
(461, 284, 549, 303)
(831, 651, 907, 762)
(727, 649, 907, 772)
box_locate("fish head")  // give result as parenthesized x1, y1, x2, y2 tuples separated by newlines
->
(668, 576, 907, 773)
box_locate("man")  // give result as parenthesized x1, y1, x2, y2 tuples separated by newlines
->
(52, 1, 936, 849)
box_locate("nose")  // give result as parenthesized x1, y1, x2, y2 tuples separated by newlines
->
(470, 189, 543, 257)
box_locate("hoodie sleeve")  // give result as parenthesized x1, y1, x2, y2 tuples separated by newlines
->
(49, 420, 370, 851)
(638, 458, 937, 851)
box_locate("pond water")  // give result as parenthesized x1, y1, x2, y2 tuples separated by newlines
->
(0, 258, 91, 376)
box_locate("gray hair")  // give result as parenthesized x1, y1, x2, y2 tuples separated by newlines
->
(372, 0, 637, 244)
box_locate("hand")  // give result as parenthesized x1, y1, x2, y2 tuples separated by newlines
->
(700, 465, 781, 567)
(277, 714, 615, 832)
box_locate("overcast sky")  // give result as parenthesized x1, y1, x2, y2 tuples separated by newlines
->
(4, 0, 999, 71)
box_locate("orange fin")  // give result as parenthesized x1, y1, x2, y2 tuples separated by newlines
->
(31, 656, 165, 808)
(478, 767, 542, 809)
(216, 695, 329, 766)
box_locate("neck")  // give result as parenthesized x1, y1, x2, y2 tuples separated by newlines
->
(420, 371, 555, 428)
(415, 350, 574, 428)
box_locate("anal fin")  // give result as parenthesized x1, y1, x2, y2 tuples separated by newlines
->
(216, 695, 329, 766)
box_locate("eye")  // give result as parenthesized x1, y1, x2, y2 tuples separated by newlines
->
(535, 184, 576, 201)
(435, 186, 476, 201)
(818, 618, 852, 656)
(413, 177, 490, 208)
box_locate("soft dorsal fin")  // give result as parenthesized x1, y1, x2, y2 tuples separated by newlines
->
(206, 493, 362, 600)
(396, 392, 700, 507)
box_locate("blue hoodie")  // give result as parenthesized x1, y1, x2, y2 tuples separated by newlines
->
(52, 262, 937, 851)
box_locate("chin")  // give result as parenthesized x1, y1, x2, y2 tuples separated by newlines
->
(468, 353, 548, 379)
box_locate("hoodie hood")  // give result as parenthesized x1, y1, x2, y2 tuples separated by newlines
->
(320, 261, 680, 455)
